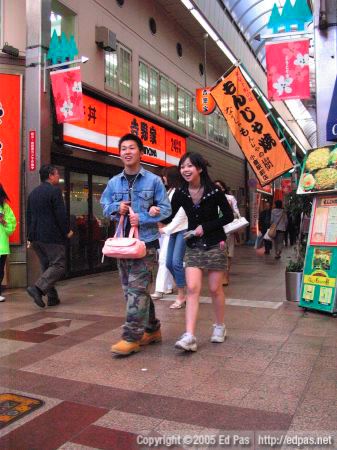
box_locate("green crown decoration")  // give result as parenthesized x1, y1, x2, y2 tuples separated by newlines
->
(47, 30, 79, 65)
(267, 0, 312, 33)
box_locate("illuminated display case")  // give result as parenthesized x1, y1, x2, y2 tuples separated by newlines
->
(299, 195, 337, 314)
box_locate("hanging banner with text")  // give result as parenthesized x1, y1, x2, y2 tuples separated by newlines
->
(211, 66, 293, 186)
(0, 73, 21, 244)
(50, 66, 84, 124)
(266, 39, 310, 101)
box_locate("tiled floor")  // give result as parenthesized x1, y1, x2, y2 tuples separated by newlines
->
(0, 245, 337, 449)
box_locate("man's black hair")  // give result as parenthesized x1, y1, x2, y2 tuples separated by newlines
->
(275, 200, 283, 209)
(118, 133, 144, 153)
(39, 164, 57, 182)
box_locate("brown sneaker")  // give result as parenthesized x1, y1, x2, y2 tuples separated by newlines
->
(139, 329, 162, 346)
(110, 340, 141, 355)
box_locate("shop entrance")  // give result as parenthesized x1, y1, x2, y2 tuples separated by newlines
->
(53, 156, 120, 277)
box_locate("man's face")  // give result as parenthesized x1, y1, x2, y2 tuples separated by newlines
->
(120, 140, 142, 168)
(49, 169, 60, 185)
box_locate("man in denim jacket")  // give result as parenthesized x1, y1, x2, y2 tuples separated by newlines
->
(101, 133, 171, 356)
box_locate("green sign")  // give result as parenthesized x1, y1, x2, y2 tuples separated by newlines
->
(47, 30, 78, 65)
(267, 0, 312, 33)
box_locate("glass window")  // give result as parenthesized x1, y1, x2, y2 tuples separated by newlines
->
(160, 75, 169, 117)
(149, 67, 159, 112)
(207, 111, 229, 147)
(139, 61, 149, 107)
(105, 43, 132, 100)
(178, 88, 192, 128)
(50, 0, 76, 37)
(192, 99, 206, 136)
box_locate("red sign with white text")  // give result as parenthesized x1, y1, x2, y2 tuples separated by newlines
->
(266, 39, 310, 101)
(29, 131, 36, 171)
(0, 73, 21, 244)
(64, 95, 185, 166)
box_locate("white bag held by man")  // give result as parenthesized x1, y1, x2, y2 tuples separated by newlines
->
(224, 216, 249, 235)
(102, 207, 146, 261)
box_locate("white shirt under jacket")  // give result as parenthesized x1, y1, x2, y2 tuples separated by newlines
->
(161, 188, 188, 235)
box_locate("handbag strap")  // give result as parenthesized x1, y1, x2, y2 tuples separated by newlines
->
(274, 211, 285, 227)
(114, 206, 140, 239)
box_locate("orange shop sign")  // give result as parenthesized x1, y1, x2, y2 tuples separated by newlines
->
(211, 66, 293, 186)
(63, 95, 185, 166)
(0, 73, 21, 244)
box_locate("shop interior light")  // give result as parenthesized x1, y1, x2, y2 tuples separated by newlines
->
(180, 0, 194, 10)
(190, 9, 219, 42)
(277, 117, 307, 154)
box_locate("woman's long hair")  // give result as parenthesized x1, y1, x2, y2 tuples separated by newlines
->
(0, 184, 9, 207)
(162, 166, 183, 189)
(179, 152, 214, 191)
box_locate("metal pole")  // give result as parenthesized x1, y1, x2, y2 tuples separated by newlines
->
(25, 0, 52, 285)
(203, 33, 208, 87)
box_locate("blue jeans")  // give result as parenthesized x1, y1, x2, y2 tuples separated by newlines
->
(166, 230, 187, 288)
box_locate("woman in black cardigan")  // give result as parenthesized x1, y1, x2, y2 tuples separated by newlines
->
(164, 152, 233, 352)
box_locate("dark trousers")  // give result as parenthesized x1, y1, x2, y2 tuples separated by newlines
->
(32, 242, 66, 296)
(0, 255, 7, 295)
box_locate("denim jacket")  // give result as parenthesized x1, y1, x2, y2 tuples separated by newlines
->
(100, 166, 172, 243)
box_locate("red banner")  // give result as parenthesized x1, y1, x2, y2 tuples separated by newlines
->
(50, 66, 84, 124)
(211, 67, 293, 186)
(266, 39, 310, 101)
(0, 73, 21, 244)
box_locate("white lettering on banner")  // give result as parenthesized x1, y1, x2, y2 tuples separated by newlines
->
(0, 141, 3, 161)
(166, 153, 180, 166)
(332, 123, 337, 136)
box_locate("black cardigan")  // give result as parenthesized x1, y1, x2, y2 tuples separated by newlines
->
(163, 185, 234, 248)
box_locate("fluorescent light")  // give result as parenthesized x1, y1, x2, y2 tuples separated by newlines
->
(216, 40, 237, 64)
(277, 117, 307, 154)
(190, 9, 219, 41)
(240, 67, 255, 87)
(180, 0, 194, 10)
(64, 144, 97, 153)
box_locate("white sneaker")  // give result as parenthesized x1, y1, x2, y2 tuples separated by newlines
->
(211, 324, 226, 343)
(150, 291, 163, 300)
(175, 332, 197, 351)
(0, 296, 5, 302)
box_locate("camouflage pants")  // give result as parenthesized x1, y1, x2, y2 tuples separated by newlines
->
(117, 247, 160, 342)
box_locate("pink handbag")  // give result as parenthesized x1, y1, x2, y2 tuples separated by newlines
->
(102, 207, 146, 260)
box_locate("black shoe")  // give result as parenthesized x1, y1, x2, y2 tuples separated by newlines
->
(47, 296, 60, 306)
(27, 286, 45, 308)
(264, 251, 270, 254)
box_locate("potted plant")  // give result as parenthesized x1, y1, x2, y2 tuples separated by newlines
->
(284, 193, 313, 302)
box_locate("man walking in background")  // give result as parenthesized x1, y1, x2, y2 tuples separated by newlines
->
(26, 164, 73, 308)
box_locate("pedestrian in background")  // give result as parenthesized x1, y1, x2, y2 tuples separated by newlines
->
(164, 152, 233, 352)
(160, 166, 188, 309)
(259, 201, 272, 255)
(150, 169, 175, 300)
(214, 180, 240, 286)
(101, 134, 171, 356)
(26, 164, 73, 308)
(0, 184, 17, 302)
(271, 200, 288, 260)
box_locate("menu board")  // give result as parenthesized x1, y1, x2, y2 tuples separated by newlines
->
(310, 196, 337, 245)
(297, 145, 337, 195)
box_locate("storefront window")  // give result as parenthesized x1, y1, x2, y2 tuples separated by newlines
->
(50, 0, 76, 37)
(178, 88, 192, 128)
(92, 175, 113, 270)
(0, 0, 3, 48)
(69, 172, 90, 272)
(105, 43, 132, 100)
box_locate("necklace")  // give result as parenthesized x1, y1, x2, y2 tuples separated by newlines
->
(188, 185, 203, 204)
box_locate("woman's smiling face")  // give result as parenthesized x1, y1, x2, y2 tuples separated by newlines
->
(180, 158, 202, 184)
